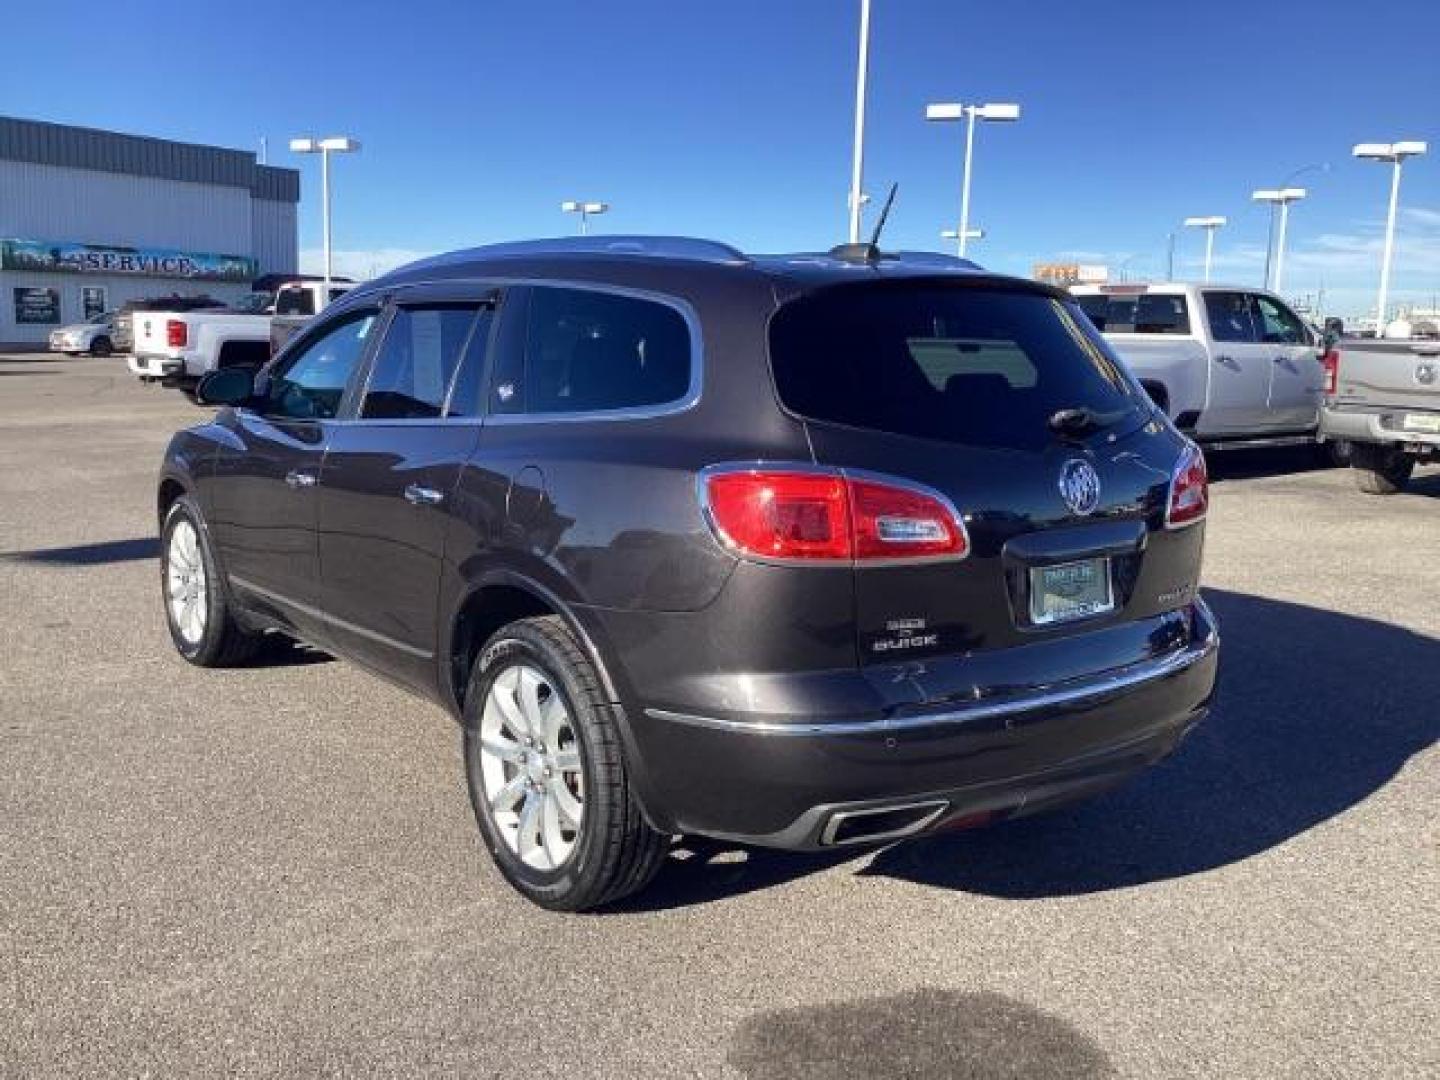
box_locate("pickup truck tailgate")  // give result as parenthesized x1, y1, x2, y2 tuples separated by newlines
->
(133, 313, 175, 355)
(1334, 340, 1440, 412)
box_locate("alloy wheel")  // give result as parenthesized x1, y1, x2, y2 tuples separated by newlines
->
(479, 663, 585, 870)
(166, 520, 208, 645)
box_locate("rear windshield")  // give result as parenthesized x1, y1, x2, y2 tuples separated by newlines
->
(275, 288, 316, 317)
(769, 284, 1144, 452)
(1077, 292, 1191, 334)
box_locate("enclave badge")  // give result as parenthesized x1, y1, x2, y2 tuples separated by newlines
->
(1058, 459, 1101, 516)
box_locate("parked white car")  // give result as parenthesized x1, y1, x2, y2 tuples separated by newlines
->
(128, 281, 347, 393)
(47, 311, 117, 357)
(1072, 283, 1325, 446)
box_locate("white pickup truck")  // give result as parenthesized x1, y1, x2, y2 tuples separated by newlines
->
(128, 280, 349, 393)
(1072, 283, 1325, 447)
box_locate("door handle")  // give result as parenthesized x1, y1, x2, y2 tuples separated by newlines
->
(285, 469, 317, 489)
(404, 483, 445, 506)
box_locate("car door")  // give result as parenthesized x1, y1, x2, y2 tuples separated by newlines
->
(1253, 293, 1323, 430)
(1199, 290, 1271, 434)
(207, 306, 381, 638)
(315, 287, 496, 691)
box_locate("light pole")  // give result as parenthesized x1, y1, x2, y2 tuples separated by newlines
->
(561, 200, 609, 236)
(847, 0, 872, 244)
(289, 136, 361, 300)
(1353, 140, 1428, 331)
(925, 101, 1020, 257)
(1251, 188, 1306, 294)
(940, 227, 985, 253)
(1183, 216, 1227, 283)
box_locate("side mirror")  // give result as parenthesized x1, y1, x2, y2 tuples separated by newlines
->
(196, 366, 257, 408)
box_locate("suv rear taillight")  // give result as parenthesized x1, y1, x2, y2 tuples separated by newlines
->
(1321, 348, 1340, 395)
(1165, 444, 1208, 529)
(701, 467, 968, 564)
(166, 319, 188, 348)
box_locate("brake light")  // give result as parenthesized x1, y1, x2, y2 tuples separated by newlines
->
(701, 467, 968, 563)
(1165, 444, 1208, 529)
(1321, 348, 1340, 395)
(166, 319, 187, 348)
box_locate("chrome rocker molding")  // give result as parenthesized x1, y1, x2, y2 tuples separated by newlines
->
(646, 598, 1218, 737)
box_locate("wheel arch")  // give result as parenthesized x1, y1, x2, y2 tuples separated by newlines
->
(444, 569, 671, 833)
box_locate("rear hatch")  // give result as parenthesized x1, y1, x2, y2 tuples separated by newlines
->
(768, 277, 1203, 673)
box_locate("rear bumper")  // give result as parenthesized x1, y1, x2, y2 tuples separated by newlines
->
(629, 598, 1219, 848)
(1322, 404, 1440, 449)
(128, 353, 184, 379)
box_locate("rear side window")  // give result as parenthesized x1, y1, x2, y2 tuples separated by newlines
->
(522, 287, 692, 414)
(1078, 293, 1190, 334)
(770, 285, 1143, 452)
(1205, 292, 1260, 343)
(361, 305, 485, 419)
(275, 288, 315, 317)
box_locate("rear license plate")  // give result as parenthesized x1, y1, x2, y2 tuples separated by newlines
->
(1401, 412, 1440, 433)
(1029, 557, 1114, 626)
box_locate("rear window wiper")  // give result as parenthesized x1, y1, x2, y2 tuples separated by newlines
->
(1047, 406, 1130, 436)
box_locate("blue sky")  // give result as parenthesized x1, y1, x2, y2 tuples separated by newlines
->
(5, 0, 1439, 316)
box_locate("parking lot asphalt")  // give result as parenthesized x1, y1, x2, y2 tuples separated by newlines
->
(2, 352, 1436, 1079)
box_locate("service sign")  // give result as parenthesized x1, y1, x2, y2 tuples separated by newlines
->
(1, 238, 256, 283)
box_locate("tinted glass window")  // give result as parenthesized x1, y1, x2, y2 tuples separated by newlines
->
(771, 285, 1144, 452)
(523, 287, 691, 414)
(1205, 292, 1260, 343)
(1253, 295, 1307, 344)
(275, 288, 315, 317)
(361, 305, 482, 419)
(488, 288, 529, 415)
(264, 310, 377, 419)
(446, 308, 494, 418)
(1077, 293, 1190, 334)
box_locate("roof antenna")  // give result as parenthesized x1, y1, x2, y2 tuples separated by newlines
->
(830, 182, 897, 264)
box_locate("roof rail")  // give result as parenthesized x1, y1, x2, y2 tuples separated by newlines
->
(453, 235, 750, 266)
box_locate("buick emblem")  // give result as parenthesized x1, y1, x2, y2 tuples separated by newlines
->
(1058, 459, 1102, 516)
(1417, 363, 1437, 386)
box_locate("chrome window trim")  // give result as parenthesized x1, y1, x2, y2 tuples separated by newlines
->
(695, 461, 972, 568)
(344, 276, 704, 425)
(644, 597, 1218, 738)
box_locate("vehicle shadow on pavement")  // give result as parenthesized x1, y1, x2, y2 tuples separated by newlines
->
(863, 588, 1439, 898)
(3, 537, 160, 565)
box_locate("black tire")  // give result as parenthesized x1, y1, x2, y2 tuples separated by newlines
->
(463, 616, 668, 911)
(160, 496, 263, 666)
(1350, 444, 1415, 494)
(90, 337, 113, 357)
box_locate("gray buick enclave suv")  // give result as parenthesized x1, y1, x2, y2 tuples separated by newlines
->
(156, 236, 1218, 909)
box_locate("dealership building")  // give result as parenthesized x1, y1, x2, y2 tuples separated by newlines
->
(0, 115, 299, 346)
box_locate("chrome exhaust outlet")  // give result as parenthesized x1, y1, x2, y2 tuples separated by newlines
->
(819, 799, 950, 847)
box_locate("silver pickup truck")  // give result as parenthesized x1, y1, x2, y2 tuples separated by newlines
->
(1320, 336, 1440, 493)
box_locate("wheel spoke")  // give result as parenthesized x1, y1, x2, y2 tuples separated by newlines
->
(516, 791, 543, 865)
(480, 735, 524, 764)
(548, 776, 583, 829)
(541, 790, 569, 864)
(490, 672, 530, 738)
(489, 773, 527, 813)
(517, 667, 547, 738)
(551, 748, 581, 773)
